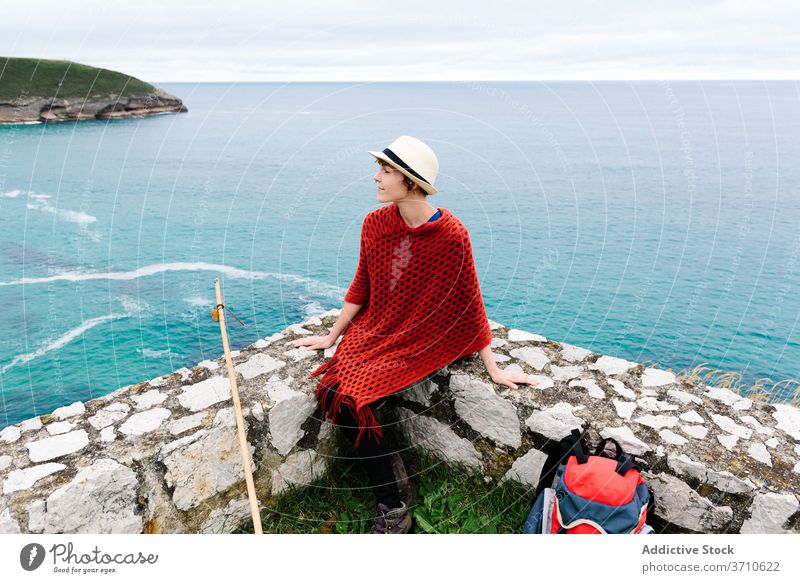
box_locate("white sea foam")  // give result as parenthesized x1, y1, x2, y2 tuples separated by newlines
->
(0, 265, 345, 373)
(299, 295, 327, 319)
(139, 348, 176, 358)
(115, 294, 154, 317)
(0, 262, 348, 300)
(184, 295, 212, 307)
(0, 312, 124, 375)
(0, 296, 150, 374)
(26, 199, 97, 226)
(0, 264, 345, 376)
(266, 271, 347, 300)
(6, 189, 98, 238)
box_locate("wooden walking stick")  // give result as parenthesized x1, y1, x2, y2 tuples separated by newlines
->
(211, 277, 263, 534)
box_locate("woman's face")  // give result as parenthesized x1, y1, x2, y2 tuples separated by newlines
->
(373, 162, 418, 202)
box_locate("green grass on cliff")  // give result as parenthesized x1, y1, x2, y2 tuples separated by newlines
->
(0, 57, 158, 99)
(233, 446, 534, 535)
(230, 413, 535, 534)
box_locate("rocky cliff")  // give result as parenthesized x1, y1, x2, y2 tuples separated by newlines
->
(1, 310, 798, 534)
(0, 90, 187, 124)
(0, 57, 187, 124)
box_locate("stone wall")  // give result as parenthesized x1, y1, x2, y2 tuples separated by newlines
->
(1, 310, 798, 534)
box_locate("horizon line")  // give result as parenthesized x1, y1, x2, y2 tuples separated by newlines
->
(149, 78, 800, 84)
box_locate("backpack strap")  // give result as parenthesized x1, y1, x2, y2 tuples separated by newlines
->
(571, 428, 592, 465)
(594, 437, 623, 460)
(594, 437, 644, 476)
(614, 452, 643, 476)
(534, 428, 590, 499)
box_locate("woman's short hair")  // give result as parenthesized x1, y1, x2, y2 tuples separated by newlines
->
(375, 158, 427, 195)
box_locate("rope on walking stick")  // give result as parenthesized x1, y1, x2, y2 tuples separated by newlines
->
(210, 303, 247, 327)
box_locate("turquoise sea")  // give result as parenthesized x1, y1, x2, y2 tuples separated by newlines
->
(1, 81, 798, 428)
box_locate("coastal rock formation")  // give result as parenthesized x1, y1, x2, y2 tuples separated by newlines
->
(1, 311, 798, 534)
(0, 90, 187, 124)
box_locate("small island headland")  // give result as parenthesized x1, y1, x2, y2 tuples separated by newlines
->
(0, 57, 187, 124)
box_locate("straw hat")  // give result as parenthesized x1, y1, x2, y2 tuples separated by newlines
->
(368, 135, 439, 195)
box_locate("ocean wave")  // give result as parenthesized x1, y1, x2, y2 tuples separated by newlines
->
(0, 295, 150, 375)
(4, 189, 99, 238)
(184, 294, 212, 307)
(0, 312, 125, 375)
(25, 200, 96, 226)
(0, 262, 251, 286)
(138, 347, 177, 358)
(115, 294, 154, 317)
(298, 295, 327, 319)
(0, 262, 347, 300)
(265, 271, 347, 300)
(0, 120, 43, 126)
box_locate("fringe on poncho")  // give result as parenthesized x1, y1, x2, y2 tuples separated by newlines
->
(309, 202, 493, 447)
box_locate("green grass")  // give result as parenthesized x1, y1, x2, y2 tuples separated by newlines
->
(0, 57, 158, 100)
(233, 446, 534, 534)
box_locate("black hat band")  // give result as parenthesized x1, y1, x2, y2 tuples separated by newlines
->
(382, 147, 431, 186)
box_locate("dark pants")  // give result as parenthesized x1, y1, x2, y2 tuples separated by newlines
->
(318, 382, 402, 509)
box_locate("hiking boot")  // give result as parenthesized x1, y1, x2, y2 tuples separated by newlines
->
(369, 501, 413, 534)
(390, 451, 415, 508)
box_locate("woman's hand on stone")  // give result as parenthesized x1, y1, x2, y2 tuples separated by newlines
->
(490, 368, 539, 390)
(290, 334, 336, 350)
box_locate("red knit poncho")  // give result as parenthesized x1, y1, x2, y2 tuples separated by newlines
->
(308, 202, 493, 447)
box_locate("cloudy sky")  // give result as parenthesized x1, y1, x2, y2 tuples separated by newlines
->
(2, 0, 799, 82)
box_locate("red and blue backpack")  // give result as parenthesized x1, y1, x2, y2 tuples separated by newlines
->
(522, 429, 656, 534)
